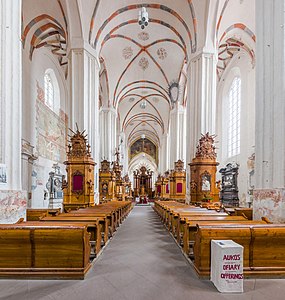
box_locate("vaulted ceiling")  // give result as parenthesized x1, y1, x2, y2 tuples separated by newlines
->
(22, 0, 256, 163)
(91, 0, 205, 149)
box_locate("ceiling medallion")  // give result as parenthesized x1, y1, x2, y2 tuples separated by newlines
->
(122, 46, 133, 59)
(138, 32, 149, 41)
(129, 97, 135, 102)
(157, 48, 167, 60)
(139, 57, 149, 70)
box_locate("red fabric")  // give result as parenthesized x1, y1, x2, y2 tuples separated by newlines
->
(177, 183, 183, 193)
(157, 185, 161, 193)
(73, 174, 83, 191)
(166, 184, 169, 193)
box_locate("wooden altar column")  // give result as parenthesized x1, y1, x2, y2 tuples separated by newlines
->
(161, 177, 170, 198)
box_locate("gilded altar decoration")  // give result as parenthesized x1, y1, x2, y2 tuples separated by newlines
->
(169, 160, 186, 200)
(195, 132, 217, 159)
(133, 166, 153, 198)
(99, 159, 116, 202)
(62, 125, 96, 210)
(189, 133, 220, 204)
(174, 159, 184, 172)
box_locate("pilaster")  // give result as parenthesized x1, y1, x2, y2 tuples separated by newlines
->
(254, 0, 285, 222)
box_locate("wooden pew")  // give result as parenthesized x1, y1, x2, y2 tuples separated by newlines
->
(0, 223, 91, 279)
(26, 208, 61, 221)
(183, 218, 267, 257)
(39, 217, 101, 256)
(53, 212, 110, 244)
(60, 201, 132, 242)
(234, 207, 253, 220)
(171, 210, 229, 239)
(193, 224, 285, 278)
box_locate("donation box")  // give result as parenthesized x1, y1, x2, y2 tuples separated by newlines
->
(211, 240, 243, 293)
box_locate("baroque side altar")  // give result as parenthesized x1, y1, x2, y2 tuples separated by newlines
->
(62, 127, 96, 211)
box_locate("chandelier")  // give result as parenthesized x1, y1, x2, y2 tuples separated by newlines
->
(140, 99, 147, 109)
(138, 7, 149, 30)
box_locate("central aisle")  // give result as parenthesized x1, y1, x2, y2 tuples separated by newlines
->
(1, 205, 285, 300)
(85, 205, 210, 299)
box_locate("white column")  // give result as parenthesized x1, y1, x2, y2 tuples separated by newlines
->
(119, 131, 127, 174)
(0, 0, 27, 223)
(253, 0, 285, 222)
(99, 107, 117, 161)
(186, 51, 217, 161)
(159, 133, 169, 173)
(168, 104, 186, 168)
(68, 40, 100, 203)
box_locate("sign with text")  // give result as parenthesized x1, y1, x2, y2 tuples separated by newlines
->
(211, 240, 243, 293)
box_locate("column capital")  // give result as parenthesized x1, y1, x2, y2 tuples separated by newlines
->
(67, 38, 100, 69)
(189, 48, 217, 65)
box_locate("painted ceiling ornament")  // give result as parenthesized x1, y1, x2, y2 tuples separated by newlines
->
(138, 31, 149, 41)
(139, 57, 149, 70)
(168, 80, 180, 104)
(195, 132, 217, 160)
(157, 47, 167, 60)
(122, 46, 133, 59)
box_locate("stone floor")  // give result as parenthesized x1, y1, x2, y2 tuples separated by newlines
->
(1, 205, 285, 300)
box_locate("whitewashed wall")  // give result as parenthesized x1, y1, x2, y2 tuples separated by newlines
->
(22, 47, 68, 208)
(216, 52, 255, 207)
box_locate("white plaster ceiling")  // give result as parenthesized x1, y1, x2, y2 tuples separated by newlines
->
(92, 0, 201, 149)
(22, 0, 256, 161)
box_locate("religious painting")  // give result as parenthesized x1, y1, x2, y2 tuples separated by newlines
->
(101, 181, 108, 196)
(129, 138, 157, 163)
(201, 174, 211, 191)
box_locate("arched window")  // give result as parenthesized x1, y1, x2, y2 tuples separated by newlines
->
(228, 77, 241, 157)
(44, 72, 54, 110)
(43, 69, 60, 114)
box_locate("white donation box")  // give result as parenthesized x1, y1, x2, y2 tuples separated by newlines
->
(211, 240, 243, 293)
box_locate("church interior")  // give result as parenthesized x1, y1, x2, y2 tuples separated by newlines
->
(1, 0, 285, 299)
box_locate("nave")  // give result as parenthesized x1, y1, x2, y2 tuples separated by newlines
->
(1, 206, 285, 300)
